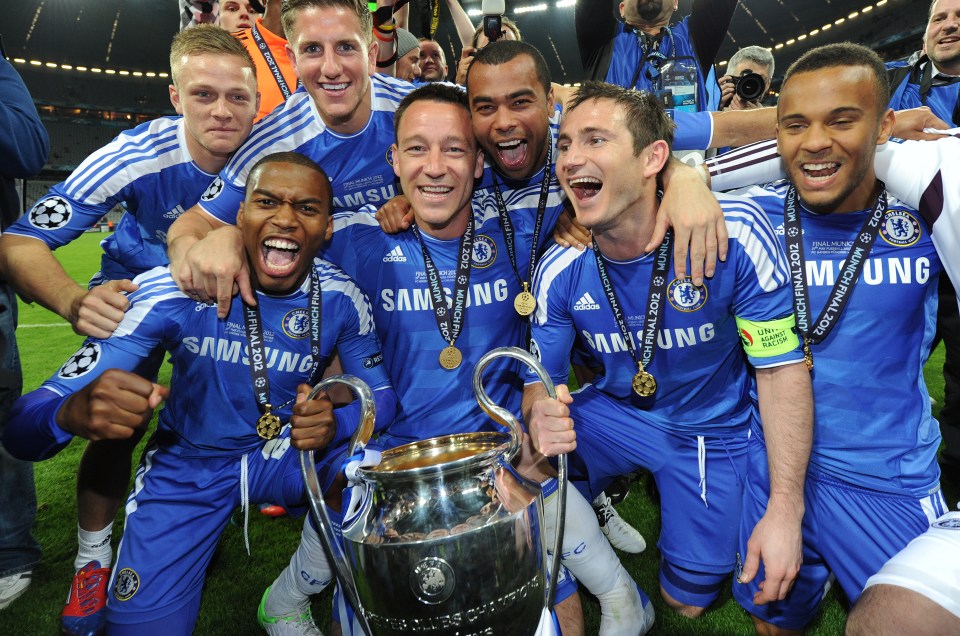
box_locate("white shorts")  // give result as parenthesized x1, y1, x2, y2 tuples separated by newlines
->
(864, 510, 960, 618)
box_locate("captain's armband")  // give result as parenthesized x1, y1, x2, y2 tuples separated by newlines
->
(734, 315, 799, 358)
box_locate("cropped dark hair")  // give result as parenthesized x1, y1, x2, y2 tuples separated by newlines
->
(468, 40, 551, 96)
(393, 83, 469, 140)
(782, 42, 890, 112)
(245, 151, 331, 206)
(566, 81, 675, 154)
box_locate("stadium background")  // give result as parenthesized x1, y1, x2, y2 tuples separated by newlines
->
(5, 0, 927, 221)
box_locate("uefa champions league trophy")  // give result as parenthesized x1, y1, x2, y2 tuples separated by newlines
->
(300, 347, 568, 636)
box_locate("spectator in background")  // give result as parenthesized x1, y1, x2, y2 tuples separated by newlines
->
(232, 0, 297, 120)
(218, 0, 263, 32)
(394, 27, 421, 81)
(718, 45, 775, 111)
(887, 0, 960, 477)
(576, 0, 737, 112)
(418, 38, 449, 81)
(0, 48, 49, 611)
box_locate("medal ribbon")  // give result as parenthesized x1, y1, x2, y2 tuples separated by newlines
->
(783, 184, 885, 347)
(593, 230, 673, 375)
(251, 22, 297, 100)
(491, 137, 553, 286)
(412, 212, 474, 348)
(243, 268, 323, 417)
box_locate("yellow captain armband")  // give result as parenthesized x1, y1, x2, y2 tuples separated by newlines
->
(735, 315, 800, 358)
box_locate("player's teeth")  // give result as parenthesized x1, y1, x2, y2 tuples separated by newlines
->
(570, 177, 601, 187)
(498, 140, 523, 148)
(265, 239, 299, 251)
(422, 186, 451, 193)
(323, 83, 348, 90)
(803, 163, 837, 171)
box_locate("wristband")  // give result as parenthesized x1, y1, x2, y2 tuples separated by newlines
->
(373, 29, 395, 43)
(376, 52, 399, 68)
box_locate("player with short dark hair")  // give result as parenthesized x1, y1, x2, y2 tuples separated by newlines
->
(729, 43, 950, 635)
(2, 152, 396, 635)
(525, 80, 812, 627)
(0, 25, 259, 635)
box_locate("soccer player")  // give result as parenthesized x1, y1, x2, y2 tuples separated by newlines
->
(524, 82, 812, 624)
(167, 0, 409, 317)
(0, 25, 258, 635)
(847, 509, 960, 636)
(262, 84, 659, 636)
(833, 129, 960, 636)
(725, 44, 950, 635)
(2, 152, 396, 634)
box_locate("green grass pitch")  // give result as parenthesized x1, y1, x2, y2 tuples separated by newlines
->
(0, 231, 952, 634)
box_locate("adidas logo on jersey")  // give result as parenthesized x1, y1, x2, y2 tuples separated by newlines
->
(574, 293, 601, 311)
(383, 246, 407, 263)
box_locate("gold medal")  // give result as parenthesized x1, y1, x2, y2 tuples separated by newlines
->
(632, 363, 657, 397)
(803, 342, 814, 372)
(514, 282, 537, 316)
(256, 404, 282, 440)
(439, 344, 462, 370)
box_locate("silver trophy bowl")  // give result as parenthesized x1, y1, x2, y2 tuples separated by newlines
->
(301, 348, 567, 635)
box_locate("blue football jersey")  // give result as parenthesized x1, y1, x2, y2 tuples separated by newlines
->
(35, 260, 391, 458)
(322, 196, 529, 444)
(746, 182, 943, 497)
(198, 76, 416, 225)
(8, 117, 214, 281)
(529, 193, 801, 436)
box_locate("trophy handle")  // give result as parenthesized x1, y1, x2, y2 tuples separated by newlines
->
(299, 374, 375, 636)
(472, 346, 568, 614)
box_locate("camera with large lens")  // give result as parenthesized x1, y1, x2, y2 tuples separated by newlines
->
(734, 70, 766, 102)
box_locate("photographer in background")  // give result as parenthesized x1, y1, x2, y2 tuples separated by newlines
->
(718, 45, 774, 111)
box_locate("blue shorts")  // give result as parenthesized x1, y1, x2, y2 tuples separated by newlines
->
(567, 385, 749, 604)
(734, 433, 948, 630)
(105, 428, 344, 630)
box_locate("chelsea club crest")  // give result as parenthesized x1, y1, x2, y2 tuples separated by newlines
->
(472, 235, 497, 268)
(667, 277, 707, 312)
(282, 308, 311, 339)
(879, 209, 921, 247)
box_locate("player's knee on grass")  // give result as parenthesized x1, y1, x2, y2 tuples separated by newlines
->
(659, 558, 727, 618)
(846, 584, 960, 636)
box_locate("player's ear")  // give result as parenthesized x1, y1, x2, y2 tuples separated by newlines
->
(236, 202, 245, 229)
(391, 144, 400, 178)
(876, 108, 895, 145)
(169, 84, 184, 115)
(368, 40, 379, 77)
(324, 214, 334, 241)
(474, 147, 484, 180)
